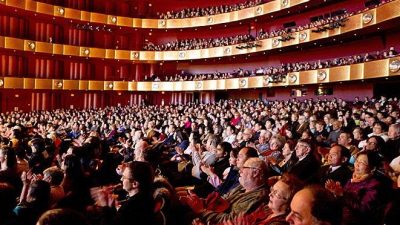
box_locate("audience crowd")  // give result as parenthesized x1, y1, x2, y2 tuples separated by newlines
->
(144, 34, 255, 51)
(145, 10, 352, 52)
(1, 95, 400, 225)
(158, 0, 263, 19)
(145, 0, 397, 52)
(144, 47, 398, 82)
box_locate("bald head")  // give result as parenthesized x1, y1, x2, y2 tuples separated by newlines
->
(286, 186, 342, 225)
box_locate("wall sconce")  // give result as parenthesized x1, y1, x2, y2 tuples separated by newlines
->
(0, 78, 4, 87)
(58, 7, 65, 15)
(108, 83, 114, 89)
(55, 81, 63, 88)
(239, 79, 247, 87)
(132, 52, 139, 59)
(256, 7, 263, 15)
(299, 32, 307, 41)
(288, 74, 297, 83)
(195, 82, 202, 89)
(178, 52, 186, 58)
(15, 94, 19, 98)
(159, 20, 166, 27)
(362, 13, 373, 24)
(82, 48, 90, 56)
(272, 39, 280, 47)
(27, 41, 36, 50)
(317, 71, 327, 81)
(70, 93, 75, 97)
(110, 16, 117, 24)
(389, 60, 400, 73)
(263, 76, 271, 86)
(224, 48, 231, 54)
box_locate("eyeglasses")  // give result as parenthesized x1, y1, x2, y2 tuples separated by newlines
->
(240, 166, 260, 171)
(295, 144, 309, 149)
(270, 187, 288, 201)
(355, 159, 368, 166)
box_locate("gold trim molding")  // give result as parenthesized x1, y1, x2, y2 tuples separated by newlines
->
(1, 1, 398, 62)
(2, 0, 309, 29)
(0, 57, 398, 92)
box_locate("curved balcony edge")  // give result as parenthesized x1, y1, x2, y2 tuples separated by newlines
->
(0, 57, 399, 92)
(1, 1, 398, 62)
(0, 0, 310, 29)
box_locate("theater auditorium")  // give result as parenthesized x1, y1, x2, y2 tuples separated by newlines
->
(0, 0, 399, 224)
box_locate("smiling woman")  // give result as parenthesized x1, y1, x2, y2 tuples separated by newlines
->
(325, 151, 391, 225)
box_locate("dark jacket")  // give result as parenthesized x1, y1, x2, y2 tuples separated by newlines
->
(288, 153, 321, 182)
(313, 164, 352, 186)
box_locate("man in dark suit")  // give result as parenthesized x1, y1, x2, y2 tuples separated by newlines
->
(313, 144, 352, 186)
(288, 139, 321, 183)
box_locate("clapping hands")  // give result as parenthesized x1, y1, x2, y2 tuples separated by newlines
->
(325, 179, 344, 197)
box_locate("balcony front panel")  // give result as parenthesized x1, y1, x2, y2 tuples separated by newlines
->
(1, 0, 310, 29)
(1, 57, 397, 91)
(329, 66, 350, 82)
(2, 1, 398, 62)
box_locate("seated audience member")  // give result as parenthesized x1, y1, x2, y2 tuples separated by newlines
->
(382, 123, 400, 161)
(312, 121, 328, 146)
(368, 121, 389, 142)
(263, 135, 285, 162)
(286, 185, 343, 225)
(293, 115, 309, 139)
(218, 173, 304, 225)
(325, 151, 391, 225)
(313, 145, 352, 186)
(337, 131, 359, 162)
(287, 139, 321, 182)
(269, 140, 297, 176)
(191, 135, 218, 180)
(42, 166, 65, 207)
(93, 161, 155, 225)
(200, 142, 231, 188)
(57, 154, 92, 211)
(326, 120, 343, 146)
(170, 140, 190, 162)
(15, 148, 29, 175)
(223, 125, 237, 144)
(14, 179, 51, 225)
(36, 209, 89, 225)
(239, 128, 254, 148)
(0, 182, 18, 225)
(360, 135, 386, 159)
(256, 130, 272, 154)
(184, 157, 269, 224)
(216, 147, 259, 195)
(0, 147, 22, 192)
(352, 126, 366, 151)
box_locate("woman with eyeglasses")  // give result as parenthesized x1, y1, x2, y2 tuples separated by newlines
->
(204, 174, 303, 225)
(325, 151, 390, 225)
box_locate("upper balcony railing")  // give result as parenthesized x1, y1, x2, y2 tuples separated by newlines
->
(1, 0, 399, 62)
(1, 0, 309, 29)
(0, 57, 399, 92)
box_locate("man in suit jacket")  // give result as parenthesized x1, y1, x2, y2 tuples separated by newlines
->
(313, 144, 352, 186)
(288, 139, 321, 183)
